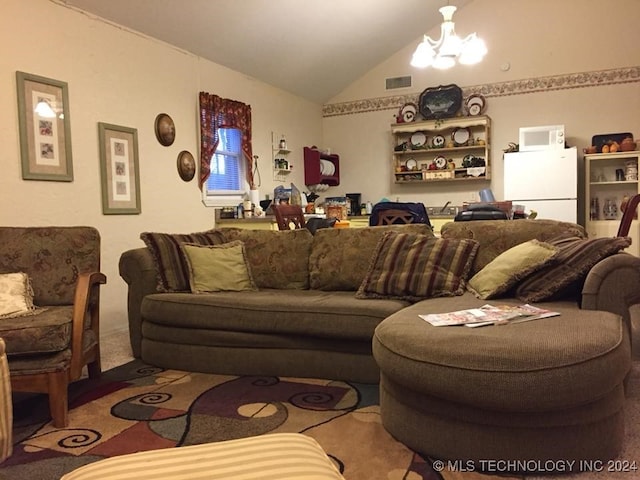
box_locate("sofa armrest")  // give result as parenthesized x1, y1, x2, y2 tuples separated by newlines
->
(119, 248, 159, 357)
(581, 252, 640, 356)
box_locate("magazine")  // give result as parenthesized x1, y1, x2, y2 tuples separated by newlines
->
(419, 304, 560, 328)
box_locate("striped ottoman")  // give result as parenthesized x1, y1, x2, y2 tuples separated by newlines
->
(61, 433, 344, 480)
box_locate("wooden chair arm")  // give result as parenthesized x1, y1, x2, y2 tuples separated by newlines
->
(70, 272, 107, 378)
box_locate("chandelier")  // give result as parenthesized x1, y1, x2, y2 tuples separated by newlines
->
(411, 5, 487, 69)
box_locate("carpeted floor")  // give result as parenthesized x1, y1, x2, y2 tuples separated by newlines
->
(3, 344, 639, 479)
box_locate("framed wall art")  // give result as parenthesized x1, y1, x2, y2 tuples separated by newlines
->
(154, 113, 175, 146)
(16, 71, 73, 181)
(98, 122, 141, 214)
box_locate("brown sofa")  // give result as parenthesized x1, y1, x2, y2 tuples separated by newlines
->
(119, 219, 640, 470)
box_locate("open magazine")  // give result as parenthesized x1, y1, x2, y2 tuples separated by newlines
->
(419, 304, 560, 328)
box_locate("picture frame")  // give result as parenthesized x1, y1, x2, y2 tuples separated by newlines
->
(98, 122, 141, 214)
(16, 71, 73, 181)
(154, 113, 175, 146)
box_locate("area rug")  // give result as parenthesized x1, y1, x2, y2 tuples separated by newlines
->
(3, 360, 639, 480)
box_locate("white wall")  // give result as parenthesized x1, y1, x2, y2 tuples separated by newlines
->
(323, 0, 640, 213)
(0, 0, 322, 334)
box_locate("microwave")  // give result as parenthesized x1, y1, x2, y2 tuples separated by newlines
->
(519, 125, 565, 151)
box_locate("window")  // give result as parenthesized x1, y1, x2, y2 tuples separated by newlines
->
(202, 128, 246, 206)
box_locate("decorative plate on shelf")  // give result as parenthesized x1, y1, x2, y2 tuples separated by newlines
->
(418, 84, 463, 119)
(431, 134, 446, 148)
(405, 158, 418, 171)
(434, 155, 447, 169)
(399, 103, 418, 123)
(465, 94, 486, 116)
(410, 131, 427, 148)
(453, 127, 471, 146)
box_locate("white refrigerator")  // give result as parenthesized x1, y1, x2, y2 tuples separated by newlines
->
(503, 147, 578, 223)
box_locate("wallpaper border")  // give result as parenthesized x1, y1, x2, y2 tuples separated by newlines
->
(322, 66, 640, 118)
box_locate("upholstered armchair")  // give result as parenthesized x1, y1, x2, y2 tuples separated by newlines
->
(0, 227, 106, 428)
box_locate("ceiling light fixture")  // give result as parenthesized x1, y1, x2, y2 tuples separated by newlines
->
(411, 5, 487, 69)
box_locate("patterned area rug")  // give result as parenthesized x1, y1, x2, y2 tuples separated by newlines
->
(3, 360, 639, 479)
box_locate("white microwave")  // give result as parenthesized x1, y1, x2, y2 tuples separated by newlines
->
(519, 125, 565, 151)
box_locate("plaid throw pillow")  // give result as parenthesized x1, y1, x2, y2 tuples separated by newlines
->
(140, 230, 227, 292)
(356, 231, 479, 302)
(516, 235, 632, 302)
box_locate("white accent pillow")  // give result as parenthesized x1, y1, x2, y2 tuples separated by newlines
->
(0, 272, 36, 319)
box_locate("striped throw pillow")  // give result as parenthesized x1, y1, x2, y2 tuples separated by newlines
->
(516, 235, 632, 302)
(140, 230, 227, 292)
(356, 231, 479, 302)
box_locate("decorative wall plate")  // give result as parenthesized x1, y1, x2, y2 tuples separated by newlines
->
(405, 158, 418, 171)
(465, 94, 486, 116)
(434, 155, 447, 169)
(418, 84, 462, 119)
(410, 131, 427, 148)
(453, 127, 471, 146)
(431, 134, 445, 148)
(177, 150, 195, 181)
(399, 103, 418, 123)
(155, 113, 175, 146)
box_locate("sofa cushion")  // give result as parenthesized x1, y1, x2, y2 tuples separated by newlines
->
(0, 305, 74, 356)
(220, 228, 313, 289)
(356, 232, 479, 302)
(441, 219, 586, 275)
(140, 230, 227, 292)
(309, 224, 434, 291)
(516, 235, 633, 302)
(141, 289, 410, 342)
(468, 239, 559, 300)
(181, 241, 257, 293)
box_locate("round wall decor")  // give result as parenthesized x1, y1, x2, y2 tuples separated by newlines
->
(155, 113, 175, 146)
(177, 150, 195, 181)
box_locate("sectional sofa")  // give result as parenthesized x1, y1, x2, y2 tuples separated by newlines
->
(118, 219, 640, 469)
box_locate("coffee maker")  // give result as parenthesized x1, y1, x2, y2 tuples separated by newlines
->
(346, 193, 361, 217)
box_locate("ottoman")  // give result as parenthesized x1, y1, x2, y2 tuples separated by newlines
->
(372, 299, 632, 473)
(60, 433, 344, 480)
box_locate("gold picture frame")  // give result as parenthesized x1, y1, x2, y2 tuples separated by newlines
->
(16, 71, 73, 181)
(98, 122, 141, 215)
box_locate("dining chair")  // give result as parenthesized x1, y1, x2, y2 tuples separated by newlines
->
(617, 194, 640, 237)
(272, 203, 307, 230)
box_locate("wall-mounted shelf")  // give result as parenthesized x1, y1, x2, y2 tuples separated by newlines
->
(272, 132, 292, 182)
(391, 115, 491, 184)
(304, 146, 340, 186)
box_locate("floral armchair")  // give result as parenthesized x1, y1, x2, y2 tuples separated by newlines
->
(0, 226, 106, 427)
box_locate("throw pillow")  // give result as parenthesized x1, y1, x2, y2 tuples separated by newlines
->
(140, 230, 227, 292)
(516, 235, 632, 302)
(467, 239, 559, 300)
(356, 231, 479, 302)
(180, 241, 257, 293)
(219, 228, 313, 290)
(0, 272, 37, 319)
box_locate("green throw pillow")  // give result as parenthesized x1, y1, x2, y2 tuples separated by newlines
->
(516, 235, 632, 302)
(180, 241, 257, 293)
(140, 230, 227, 292)
(467, 239, 559, 300)
(356, 231, 479, 302)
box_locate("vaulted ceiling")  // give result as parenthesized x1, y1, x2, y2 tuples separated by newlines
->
(61, 0, 471, 104)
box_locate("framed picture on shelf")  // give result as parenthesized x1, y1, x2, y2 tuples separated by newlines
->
(98, 122, 141, 214)
(16, 71, 73, 181)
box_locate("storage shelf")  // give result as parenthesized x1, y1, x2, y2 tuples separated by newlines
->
(391, 116, 491, 184)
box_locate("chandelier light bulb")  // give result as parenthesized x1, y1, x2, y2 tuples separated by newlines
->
(411, 5, 486, 69)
